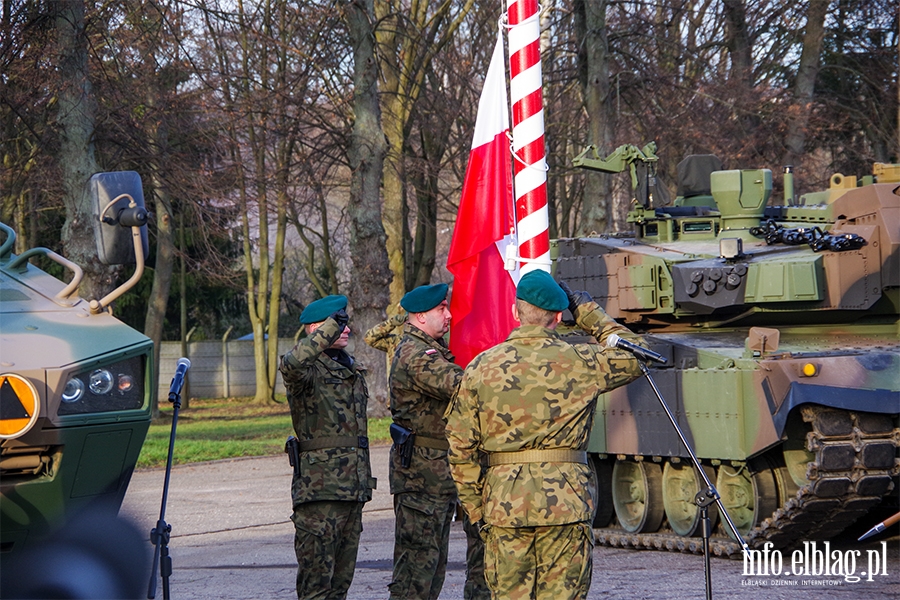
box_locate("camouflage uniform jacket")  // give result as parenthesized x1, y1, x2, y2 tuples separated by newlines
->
(280, 317, 374, 505)
(363, 310, 408, 358)
(445, 301, 644, 527)
(367, 318, 462, 495)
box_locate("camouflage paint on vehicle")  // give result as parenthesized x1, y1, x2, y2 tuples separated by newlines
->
(0, 172, 154, 555)
(555, 153, 900, 553)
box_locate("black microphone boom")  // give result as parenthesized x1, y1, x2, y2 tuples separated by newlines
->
(606, 334, 666, 364)
(168, 358, 191, 400)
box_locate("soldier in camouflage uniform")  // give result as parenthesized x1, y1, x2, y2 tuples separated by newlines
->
(365, 283, 489, 600)
(280, 295, 376, 600)
(445, 270, 645, 600)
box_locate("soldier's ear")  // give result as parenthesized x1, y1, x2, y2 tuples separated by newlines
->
(511, 303, 520, 323)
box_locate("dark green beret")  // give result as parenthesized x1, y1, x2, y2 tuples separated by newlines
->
(299, 294, 347, 324)
(516, 270, 568, 312)
(400, 283, 448, 313)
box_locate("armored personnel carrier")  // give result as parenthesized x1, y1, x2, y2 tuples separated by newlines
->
(555, 146, 900, 554)
(0, 172, 154, 555)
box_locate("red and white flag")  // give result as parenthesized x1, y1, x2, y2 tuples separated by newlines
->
(447, 31, 520, 368)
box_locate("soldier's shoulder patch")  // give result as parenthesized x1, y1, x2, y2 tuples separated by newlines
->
(424, 348, 438, 355)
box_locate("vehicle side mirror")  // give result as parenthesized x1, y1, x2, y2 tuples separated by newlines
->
(90, 171, 149, 265)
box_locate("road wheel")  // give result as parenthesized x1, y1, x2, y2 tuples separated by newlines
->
(717, 464, 777, 539)
(611, 459, 664, 533)
(662, 461, 719, 537)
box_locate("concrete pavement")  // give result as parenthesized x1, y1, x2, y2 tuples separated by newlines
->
(121, 444, 900, 599)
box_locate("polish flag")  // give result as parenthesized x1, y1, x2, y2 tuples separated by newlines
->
(447, 31, 520, 368)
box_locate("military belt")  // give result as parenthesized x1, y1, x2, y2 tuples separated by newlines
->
(413, 435, 450, 450)
(298, 436, 369, 452)
(487, 449, 587, 467)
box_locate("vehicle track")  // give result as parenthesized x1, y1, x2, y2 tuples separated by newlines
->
(593, 406, 900, 558)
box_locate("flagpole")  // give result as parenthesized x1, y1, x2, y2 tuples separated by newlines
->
(506, 0, 550, 275)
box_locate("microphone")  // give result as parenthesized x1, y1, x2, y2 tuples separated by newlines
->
(168, 357, 191, 400)
(606, 334, 666, 364)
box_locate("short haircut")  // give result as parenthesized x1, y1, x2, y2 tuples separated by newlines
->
(516, 299, 559, 327)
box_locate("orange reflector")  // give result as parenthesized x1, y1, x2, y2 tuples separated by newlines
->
(0, 374, 40, 439)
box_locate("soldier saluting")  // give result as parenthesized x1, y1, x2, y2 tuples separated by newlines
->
(445, 270, 645, 600)
(366, 283, 489, 600)
(280, 295, 375, 599)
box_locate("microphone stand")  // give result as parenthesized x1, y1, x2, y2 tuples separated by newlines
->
(637, 361, 749, 600)
(147, 379, 186, 599)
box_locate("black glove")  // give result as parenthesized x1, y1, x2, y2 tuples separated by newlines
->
(558, 280, 593, 315)
(330, 309, 349, 329)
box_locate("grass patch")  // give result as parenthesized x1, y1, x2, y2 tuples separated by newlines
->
(137, 396, 392, 469)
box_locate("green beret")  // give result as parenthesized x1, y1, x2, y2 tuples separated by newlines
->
(516, 270, 568, 312)
(299, 295, 347, 324)
(400, 283, 448, 313)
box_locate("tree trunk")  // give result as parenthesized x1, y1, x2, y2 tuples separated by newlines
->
(144, 178, 175, 419)
(200, 0, 277, 403)
(575, 0, 614, 235)
(143, 25, 176, 417)
(381, 103, 408, 306)
(234, 0, 289, 404)
(722, 0, 753, 88)
(722, 0, 760, 138)
(375, 0, 475, 305)
(55, 0, 117, 300)
(345, 0, 392, 415)
(264, 2, 293, 399)
(267, 157, 290, 396)
(782, 0, 829, 172)
(408, 120, 445, 288)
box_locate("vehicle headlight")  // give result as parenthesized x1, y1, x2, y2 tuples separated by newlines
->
(57, 355, 146, 415)
(89, 369, 114, 395)
(117, 374, 135, 394)
(61, 377, 85, 403)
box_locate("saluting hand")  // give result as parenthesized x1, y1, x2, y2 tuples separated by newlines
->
(558, 280, 593, 315)
(331, 309, 349, 329)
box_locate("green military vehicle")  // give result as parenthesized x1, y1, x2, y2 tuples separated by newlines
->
(555, 145, 900, 554)
(0, 172, 154, 555)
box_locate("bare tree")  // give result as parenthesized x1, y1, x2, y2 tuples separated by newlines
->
(375, 0, 475, 304)
(55, 0, 119, 299)
(0, 1, 58, 254)
(811, 0, 897, 172)
(286, 180, 341, 300)
(343, 0, 392, 412)
(575, 0, 615, 234)
(198, 0, 297, 402)
(125, 0, 181, 415)
(781, 0, 828, 173)
(5, 0, 894, 412)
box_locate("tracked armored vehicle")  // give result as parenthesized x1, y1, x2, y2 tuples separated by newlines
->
(555, 147, 900, 554)
(0, 172, 153, 555)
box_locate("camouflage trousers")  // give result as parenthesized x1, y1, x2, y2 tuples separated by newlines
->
(388, 492, 456, 600)
(462, 515, 491, 600)
(482, 521, 593, 600)
(291, 500, 364, 600)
